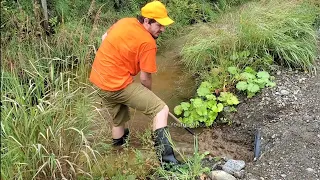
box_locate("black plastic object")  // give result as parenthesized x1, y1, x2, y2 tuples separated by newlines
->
(254, 128, 262, 161)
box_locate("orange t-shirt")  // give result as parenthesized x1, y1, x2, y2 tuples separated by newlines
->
(89, 18, 157, 91)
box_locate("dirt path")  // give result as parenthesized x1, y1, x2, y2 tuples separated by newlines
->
(200, 58, 320, 179)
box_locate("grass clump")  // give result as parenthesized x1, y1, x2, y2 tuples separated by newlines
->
(181, 0, 320, 75)
(152, 136, 211, 180)
(1, 68, 99, 179)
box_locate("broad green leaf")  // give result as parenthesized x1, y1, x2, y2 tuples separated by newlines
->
(196, 106, 207, 116)
(257, 71, 270, 79)
(200, 81, 213, 89)
(240, 72, 255, 80)
(208, 111, 218, 121)
(184, 110, 190, 117)
(247, 91, 256, 98)
(234, 74, 242, 81)
(254, 78, 267, 84)
(217, 103, 224, 112)
(206, 94, 216, 100)
(266, 81, 276, 87)
(227, 66, 238, 75)
(174, 105, 183, 115)
(217, 92, 229, 102)
(244, 66, 256, 75)
(207, 99, 217, 108)
(192, 98, 203, 108)
(212, 105, 220, 113)
(197, 86, 211, 97)
(236, 81, 248, 91)
(198, 116, 207, 122)
(205, 120, 214, 127)
(247, 83, 260, 93)
(181, 102, 191, 111)
(227, 96, 239, 105)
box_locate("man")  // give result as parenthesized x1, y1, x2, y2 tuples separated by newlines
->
(89, 1, 179, 165)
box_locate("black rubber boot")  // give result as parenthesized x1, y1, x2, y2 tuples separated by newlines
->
(112, 128, 129, 146)
(153, 127, 180, 165)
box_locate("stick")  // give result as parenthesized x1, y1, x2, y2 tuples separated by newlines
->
(169, 112, 195, 135)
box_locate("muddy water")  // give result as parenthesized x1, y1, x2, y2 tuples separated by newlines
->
(128, 52, 197, 144)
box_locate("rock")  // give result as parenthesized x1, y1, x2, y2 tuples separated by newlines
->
(222, 159, 246, 174)
(299, 78, 307, 83)
(210, 170, 237, 180)
(233, 170, 245, 179)
(306, 168, 315, 173)
(280, 90, 290, 95)
(280, 174, 287, 178)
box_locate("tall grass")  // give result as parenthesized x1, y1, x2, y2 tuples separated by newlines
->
(1, 64, 100, 179)
(1, 1, 105, 179)
(181, 0, 320, 76)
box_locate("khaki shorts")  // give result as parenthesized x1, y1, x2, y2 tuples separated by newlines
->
(97, 82, 166, 127)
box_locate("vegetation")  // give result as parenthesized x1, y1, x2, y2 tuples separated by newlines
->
(181, 0, 320, 74)
(174, 0, 319, 127)
(1, 0, 319, 179)
(174, 81, 239, 128)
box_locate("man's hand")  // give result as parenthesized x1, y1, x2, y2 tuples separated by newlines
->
(140, 71, 152, 90)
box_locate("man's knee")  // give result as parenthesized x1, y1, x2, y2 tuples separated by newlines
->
(159, 105, 169, 114)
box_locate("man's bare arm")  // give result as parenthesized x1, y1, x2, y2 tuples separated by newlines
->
(102, 32, 108, 41)
(140, 71, 152, 90)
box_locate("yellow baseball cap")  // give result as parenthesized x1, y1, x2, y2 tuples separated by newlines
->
(141, 1, 174, 26)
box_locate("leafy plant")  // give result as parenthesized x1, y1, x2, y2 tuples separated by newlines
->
(174, 81, 239, 128)
(228, 66, 276, 98)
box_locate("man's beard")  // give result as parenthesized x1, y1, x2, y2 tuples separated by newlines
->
(150, 32, 159, 39)
(151, 34, 158, 39)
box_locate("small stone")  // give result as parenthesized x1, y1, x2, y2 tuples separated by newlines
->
(222, 160, 246, 174)
(306, 168, 315, 173)
(233, 170, 245, 179)
(281, 174, 287, 178)
(235, 120, 241, 127)
(210, 170, 237, 180)
(299, 78, 307, 83)
(260, 177, 265, 180)
(280, 90, 290, 95)
(271, 134, 277, 139)
(277, 71, 281, 75)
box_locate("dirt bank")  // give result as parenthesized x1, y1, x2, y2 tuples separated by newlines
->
(196, 58, 320, 179)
